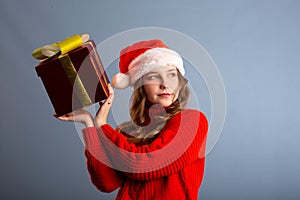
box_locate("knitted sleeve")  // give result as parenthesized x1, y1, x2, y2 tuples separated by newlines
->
(82, 127, 125, 192)
(91, 109, 208, 181)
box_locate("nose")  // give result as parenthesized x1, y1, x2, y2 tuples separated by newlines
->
(159, 77, 169, 90)
(159, 84, 166, 89)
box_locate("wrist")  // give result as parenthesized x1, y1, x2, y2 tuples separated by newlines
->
(84, 116, 95, 128)
(95, 120, 106, 128)
(85, 121, 94, 128)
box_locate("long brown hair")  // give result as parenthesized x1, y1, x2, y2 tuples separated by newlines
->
(117, 70, 190, 145)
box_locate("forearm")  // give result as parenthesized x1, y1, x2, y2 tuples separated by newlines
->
(85, 149, 124, 193)
(82, 127, 125, 192)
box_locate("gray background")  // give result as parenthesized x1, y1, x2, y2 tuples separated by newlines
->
(1, 0, 300, 199)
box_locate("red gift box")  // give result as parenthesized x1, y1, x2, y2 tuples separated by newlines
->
(34, 39, 110, 116)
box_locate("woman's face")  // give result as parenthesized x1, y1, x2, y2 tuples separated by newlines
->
(142, 65, 181, 107)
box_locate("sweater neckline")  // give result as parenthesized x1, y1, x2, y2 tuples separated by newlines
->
(145, 103, 168, 117)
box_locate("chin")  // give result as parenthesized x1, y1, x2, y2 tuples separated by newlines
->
(157, 101, 173, 107)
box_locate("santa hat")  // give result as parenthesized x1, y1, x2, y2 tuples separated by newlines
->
(112, 39, 185, 89)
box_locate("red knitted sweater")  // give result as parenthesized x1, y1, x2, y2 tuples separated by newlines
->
(82, 109, 208, 200)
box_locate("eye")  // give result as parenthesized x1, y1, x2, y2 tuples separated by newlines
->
(168, 72, 177, 78)
(148, 75, 157, 80)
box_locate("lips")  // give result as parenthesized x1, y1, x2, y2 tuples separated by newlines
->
(158, 93, 172, 98)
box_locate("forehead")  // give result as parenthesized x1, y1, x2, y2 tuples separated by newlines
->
(147, 65, 177, 73)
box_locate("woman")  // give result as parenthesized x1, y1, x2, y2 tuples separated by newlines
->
(56, 39, 208, 200)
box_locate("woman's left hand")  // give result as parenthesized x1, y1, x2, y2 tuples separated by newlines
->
(95, 84, 114, 127)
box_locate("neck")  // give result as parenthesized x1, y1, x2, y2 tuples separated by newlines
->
(146, 103, 167, 117)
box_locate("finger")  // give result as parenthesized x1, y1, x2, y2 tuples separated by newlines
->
(108, 83, 114, 95)
(56, 116, 68, 121)
(53, 114, 66, 119)
(98, 97, 112, 113)
(107, 93, 113, 105)
(99, 100, 105, 106)
(54, 113, 74, 121)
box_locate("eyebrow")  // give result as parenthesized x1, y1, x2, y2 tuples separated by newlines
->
(146, 69, 177, 75)
(167, 69, 177, 72)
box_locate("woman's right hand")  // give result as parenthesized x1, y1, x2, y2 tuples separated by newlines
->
(54, 108, 95, 128)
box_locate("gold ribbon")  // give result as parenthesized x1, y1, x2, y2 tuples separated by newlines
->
(59, 54, 92, 106)
(33, 34, 93, 107)
(32, 34, 89, 60)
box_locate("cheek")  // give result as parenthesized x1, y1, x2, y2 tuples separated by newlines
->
(144, 84, 157, 100)
(171, 79, 180, 92)
(171, 80, 181, 99)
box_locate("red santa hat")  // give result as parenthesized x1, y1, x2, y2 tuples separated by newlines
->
(112, 39, 185, 89)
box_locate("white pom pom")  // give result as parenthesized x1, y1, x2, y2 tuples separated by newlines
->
(112, 73, 130, 89)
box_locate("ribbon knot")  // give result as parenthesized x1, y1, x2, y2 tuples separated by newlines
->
(32, 34, 89, 60)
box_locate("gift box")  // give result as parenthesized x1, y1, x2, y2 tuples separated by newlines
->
(33, 34, 110, 116)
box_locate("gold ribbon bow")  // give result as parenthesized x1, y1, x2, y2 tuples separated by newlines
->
(32, 34, 89, 60)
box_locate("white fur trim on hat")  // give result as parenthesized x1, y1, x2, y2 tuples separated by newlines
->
(112, 73, 130, 89)
(128, 47, 184, 85)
